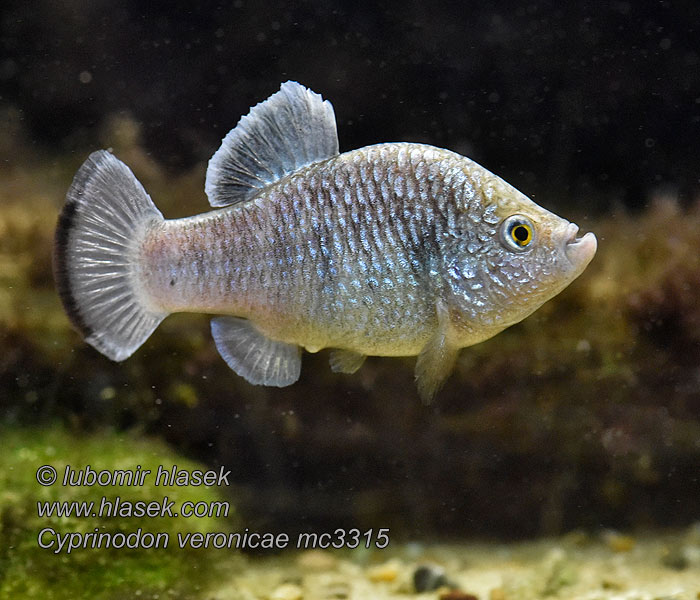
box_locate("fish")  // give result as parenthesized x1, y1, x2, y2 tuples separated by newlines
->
(54, 81, 597, 402)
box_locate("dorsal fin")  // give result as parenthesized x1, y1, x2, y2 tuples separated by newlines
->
(205, 81, 339, 208)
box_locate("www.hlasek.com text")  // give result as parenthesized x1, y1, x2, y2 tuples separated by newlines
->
(37, 495, 231, 519)
(38, 527, 391, 554)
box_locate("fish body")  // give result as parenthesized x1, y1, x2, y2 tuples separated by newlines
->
(142, 143, 487, 356)
(54, 82, 597, 400)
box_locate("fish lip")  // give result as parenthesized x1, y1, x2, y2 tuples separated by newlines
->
(564, 222, 582, 244)
(564, 223, 597, 266)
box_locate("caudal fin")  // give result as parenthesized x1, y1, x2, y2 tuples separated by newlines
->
(54, 150, 168, 361)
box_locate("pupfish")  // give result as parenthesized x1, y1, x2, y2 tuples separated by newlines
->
(54, 81, 597, 401)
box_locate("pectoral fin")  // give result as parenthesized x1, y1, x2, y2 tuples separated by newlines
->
(415, 302, 459, 403)
(329, 349, 366, 374)
(211, 317, 301, 387)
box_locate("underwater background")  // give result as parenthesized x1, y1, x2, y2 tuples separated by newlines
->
(1, 1, 699, 598)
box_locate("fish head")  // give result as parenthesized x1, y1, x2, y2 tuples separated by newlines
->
(443, 165, 597, 340)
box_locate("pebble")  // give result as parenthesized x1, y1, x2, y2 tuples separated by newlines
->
(270, 583, 303, 600)
(322, 582, 350, 599)
(297, 549, 338, 571)
(366, 559, 401, 582)
(661, 545, 689, 570)
(413, 564, 450, 592)
(439, 592, 478, 600)
(601, 579, 625, 591)
(488, 588, 506, 600)
(603, 531, 636, 553)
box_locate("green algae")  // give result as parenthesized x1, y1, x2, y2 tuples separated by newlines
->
(0, 426, 239, 600)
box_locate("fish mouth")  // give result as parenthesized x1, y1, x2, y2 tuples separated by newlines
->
(564, 223, 597, 267)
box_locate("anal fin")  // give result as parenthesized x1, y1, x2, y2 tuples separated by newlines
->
(329, 349, 366, 374)
(211, 317, 301, 387)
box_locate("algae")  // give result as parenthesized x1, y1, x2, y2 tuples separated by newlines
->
(0, 426, 240, 600)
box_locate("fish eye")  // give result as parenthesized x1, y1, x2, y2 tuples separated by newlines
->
(500, 215, 535, 252)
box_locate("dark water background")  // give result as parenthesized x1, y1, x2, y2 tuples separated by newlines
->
(1, 1, 699, 542)
(3, 0, 699, 209)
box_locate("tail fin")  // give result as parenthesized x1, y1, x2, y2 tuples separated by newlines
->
(54, 150, 168, 361)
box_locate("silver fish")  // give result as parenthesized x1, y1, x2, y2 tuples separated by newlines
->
(54, 81, 597, 401)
